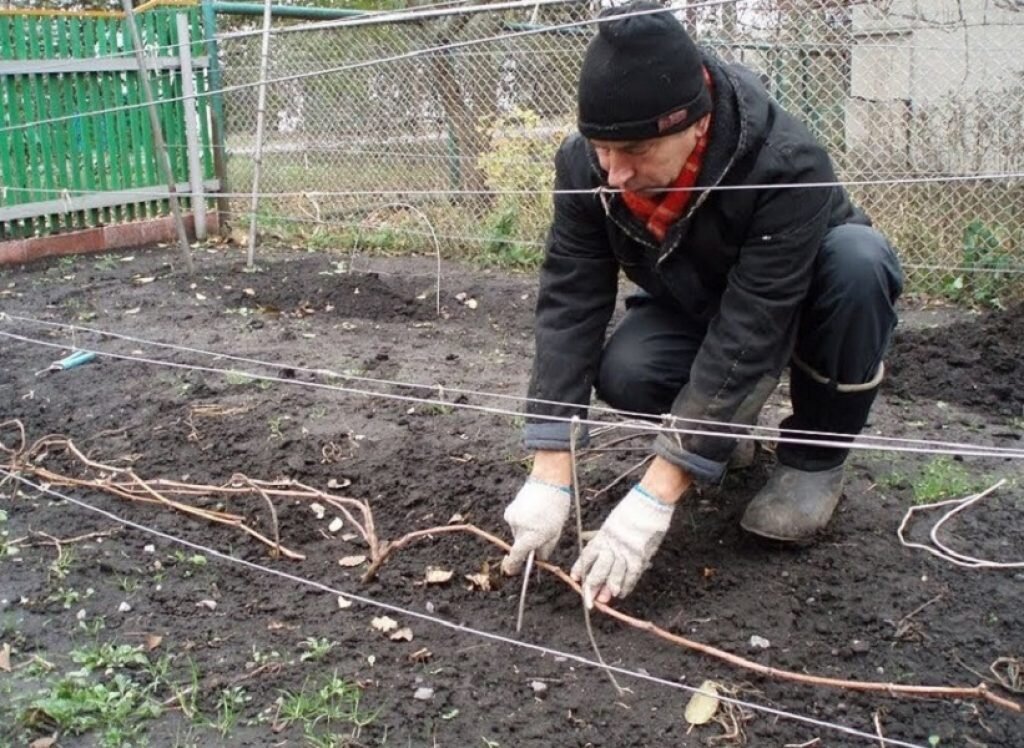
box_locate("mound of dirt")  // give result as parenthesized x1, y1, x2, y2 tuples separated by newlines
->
(886, 304, 1024, 418)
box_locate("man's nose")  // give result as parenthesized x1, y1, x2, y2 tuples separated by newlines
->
(605, 153, 634, 189)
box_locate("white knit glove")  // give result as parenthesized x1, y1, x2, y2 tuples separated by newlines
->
(571, 485, 675, 605)
(501, 478, 572, 575)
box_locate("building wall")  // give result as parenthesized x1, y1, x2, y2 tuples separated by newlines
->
(847, 0, 1024, 173)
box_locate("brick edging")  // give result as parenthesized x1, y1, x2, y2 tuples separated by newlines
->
(0, 212, 220, 266)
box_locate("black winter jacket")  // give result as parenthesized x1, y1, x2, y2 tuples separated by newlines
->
(523, 53, 871, 483)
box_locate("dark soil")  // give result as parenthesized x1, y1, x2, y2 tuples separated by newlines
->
(886, 304, 1024, 419)
(1, 246, 1022, 747)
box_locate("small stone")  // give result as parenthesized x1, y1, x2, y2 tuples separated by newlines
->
(328, 517, 344, 533)
(118, 602, 132, 613)
(530, 680, 548, 697)
(143, 545, 155, 554)
(749, 635, 770, 650)
(413, 687, 434, 701)
(337, 595, 352, 609)
(76, 609, 87, 621)
(465, 298, 478, 310)
(851, 640, 871, 654)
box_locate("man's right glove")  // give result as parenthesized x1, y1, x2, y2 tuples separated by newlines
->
(501, 477, 571, 575)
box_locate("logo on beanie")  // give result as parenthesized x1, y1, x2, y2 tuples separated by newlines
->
(657, 108, 688, 133)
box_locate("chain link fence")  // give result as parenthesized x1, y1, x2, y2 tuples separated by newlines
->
(217, 0, 1024, 304)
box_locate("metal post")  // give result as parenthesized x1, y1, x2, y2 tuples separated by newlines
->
(245, 0, 274, 269)
(202, 0, 231, 232)
(121, 0, 195, 274)
(176, 14, 206, 240)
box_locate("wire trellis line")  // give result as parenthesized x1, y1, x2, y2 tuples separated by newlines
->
(3, 171, 1023, 201)
(2, 323, 1024, 461)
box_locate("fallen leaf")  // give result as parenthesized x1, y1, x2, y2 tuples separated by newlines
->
(684, 680, 721, 725)
(390, 627, 413, 642)
(465, 572, 491, 591)
(371, 616, 398, 633)
(144, 634, 163, 651)
(338, 554, 367, 567)
(0, 642, 10, 671)
(425, 567, 454, 585)
(465, 560, 493, 591)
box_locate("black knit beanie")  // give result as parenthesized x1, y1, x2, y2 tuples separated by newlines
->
(577, 1, 711, 141)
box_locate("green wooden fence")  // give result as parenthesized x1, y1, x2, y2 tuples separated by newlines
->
(0, 1, 219, 241)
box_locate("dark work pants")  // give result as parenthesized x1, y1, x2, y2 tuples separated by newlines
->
(594, 224, 905, 471)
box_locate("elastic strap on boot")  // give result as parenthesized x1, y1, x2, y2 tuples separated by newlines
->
(776, 358, 884, 472)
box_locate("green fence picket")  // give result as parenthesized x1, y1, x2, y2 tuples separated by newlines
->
(0, 5, 216, 240)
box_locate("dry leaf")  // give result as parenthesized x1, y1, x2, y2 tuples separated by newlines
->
(465, 560, 493, 591)
(0, 642, 11, 671)
(144, 634, 163, 652)
(424, 567, 454, 585)
(338, 554, 367, 567)
(465, 572, 491, 591)
(29, 737, 57, 748)
(390, 627, 414, 642)
(371, 616, 398, 633)
(684, 680, 721, 725)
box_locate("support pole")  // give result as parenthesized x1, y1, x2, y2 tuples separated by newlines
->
(245, 0, 275, 269)
(202, 0, 231, 232)
(121, 0, 195, 274)
(176, 14, 207, 241)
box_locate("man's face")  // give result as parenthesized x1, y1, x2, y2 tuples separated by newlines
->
(590, 115, 710, 193)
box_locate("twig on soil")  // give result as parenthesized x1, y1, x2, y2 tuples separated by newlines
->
(587, 454, 653, 503)
(890, 592, 944, 641)
(235, 474, 282, 557)
(873, 710, 886, 748)
(898, 479, 1024, 568)
(991, 657, 1022, 694)
(363, 521, 1024, 713)
(571, 416, 627, 696)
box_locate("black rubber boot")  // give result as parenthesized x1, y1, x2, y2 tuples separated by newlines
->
(740, 463, 844, 540)
(741, 363, 881, 541)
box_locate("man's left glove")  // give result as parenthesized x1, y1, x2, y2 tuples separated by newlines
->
(571, 485, 675, 605)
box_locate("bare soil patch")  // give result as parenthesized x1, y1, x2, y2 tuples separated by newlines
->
(1, 246, 1021, 746)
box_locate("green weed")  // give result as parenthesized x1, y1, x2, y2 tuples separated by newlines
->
(298, 636, 337, 663)
(21, 673, 162, 747)
(911, 456, 985, 505)
(71, 643, 149, 672)
(275, 672, 377, 740)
